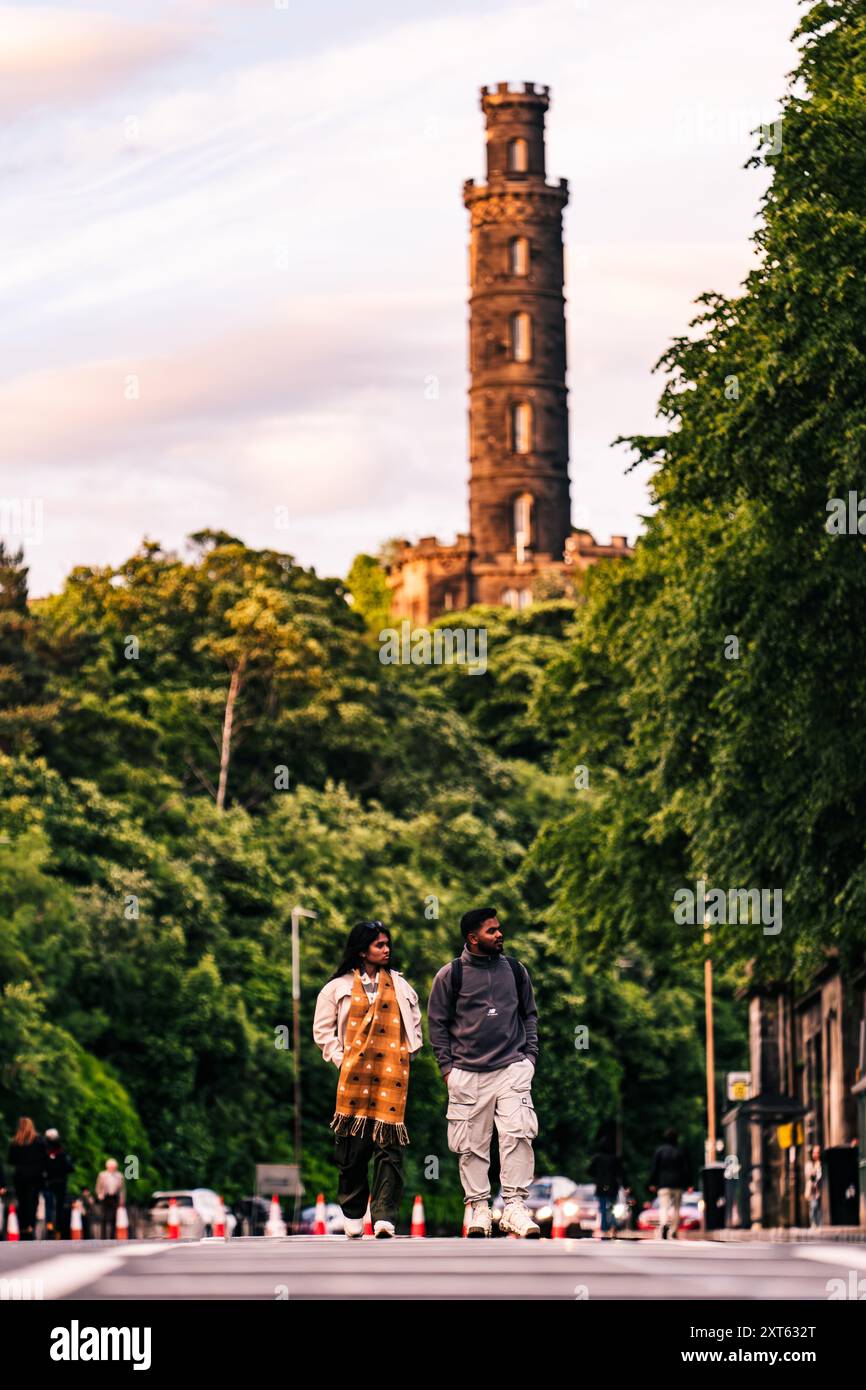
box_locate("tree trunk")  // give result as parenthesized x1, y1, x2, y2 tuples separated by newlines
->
(217, 663, 243, 811)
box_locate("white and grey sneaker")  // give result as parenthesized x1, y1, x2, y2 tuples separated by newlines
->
(499, 1201, 541, 1238)
(374, 1220, 395, 1238)
(466, 1201, 493, 1238)
(343, 1217, 364, 1238)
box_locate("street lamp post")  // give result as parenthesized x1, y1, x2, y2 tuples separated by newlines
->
(704, 912, 716, 1168)
(291, 905, 316, 1231)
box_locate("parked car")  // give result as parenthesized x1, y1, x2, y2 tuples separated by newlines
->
(144, 1189, 231, 1239)
(492, 1176, 629, 1237)
(637, 1191, 702, 1234)
(298, 1201, 345, 1234)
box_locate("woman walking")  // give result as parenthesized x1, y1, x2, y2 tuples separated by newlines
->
(313, 921, 422, 1237)
(7, 1117, 47, 1240)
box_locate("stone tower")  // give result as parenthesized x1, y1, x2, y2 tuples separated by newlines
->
(385, 83, 631, 624)
(463, 81, 571, 599)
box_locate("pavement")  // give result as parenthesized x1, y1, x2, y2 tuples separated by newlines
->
(2, 1235, 866, 1300)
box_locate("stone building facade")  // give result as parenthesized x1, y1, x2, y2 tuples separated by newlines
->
(387, 82, 632, 625)
(723, 960, 866, 1229)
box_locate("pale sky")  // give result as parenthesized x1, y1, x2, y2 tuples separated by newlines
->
(2, 0, 803, 595)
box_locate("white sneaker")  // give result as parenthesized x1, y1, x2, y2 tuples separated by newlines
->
(374, 1220, 395, 1238)
(466, 1201, 493, 1238)
(343, 1217, 364, 1238)
(499, 1201, 541, 1238)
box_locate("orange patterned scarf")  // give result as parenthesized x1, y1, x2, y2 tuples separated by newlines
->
(331, 969, 409, 1146)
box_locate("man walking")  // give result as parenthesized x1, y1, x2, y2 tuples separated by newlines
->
(95, 1158, 126, 1239)
(428, 907, 540, 1238)
(588, 1133, 628, 1239)
(648, 1127, 691, 1239)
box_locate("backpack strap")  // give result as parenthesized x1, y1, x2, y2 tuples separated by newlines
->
(507, 955, 525, 1013)
(448, 958, 463, 1023)
(448, 955, 526, 1020)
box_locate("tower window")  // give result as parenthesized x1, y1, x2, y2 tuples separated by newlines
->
(511, 401, 533, 454)
(514, 493, 534, 557)
(510, 311, 532, 363)
(507, 138, 528, 173)
(509, 237, 530, 276)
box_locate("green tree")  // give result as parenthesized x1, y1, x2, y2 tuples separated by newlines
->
(346, 553, 392, 634)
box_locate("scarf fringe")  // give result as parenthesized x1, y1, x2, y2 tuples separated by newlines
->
(331, 1113, 410, 1147)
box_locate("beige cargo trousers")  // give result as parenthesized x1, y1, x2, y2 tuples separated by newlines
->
(446, 1058, 538, 1202)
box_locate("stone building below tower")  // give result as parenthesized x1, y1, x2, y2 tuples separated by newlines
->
(387, 82, 632, 625)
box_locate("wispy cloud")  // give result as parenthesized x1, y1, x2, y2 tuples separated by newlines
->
(0, 6, 196, 116)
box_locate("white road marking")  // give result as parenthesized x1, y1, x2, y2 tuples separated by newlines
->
(792, 1244, 866, 1272)
(13, 1244, 166, 1299)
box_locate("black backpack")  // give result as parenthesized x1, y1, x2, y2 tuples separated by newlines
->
(448, 955, 527, 1021)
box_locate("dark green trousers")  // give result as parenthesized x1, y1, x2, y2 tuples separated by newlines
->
(335, 1131, 405, 1225)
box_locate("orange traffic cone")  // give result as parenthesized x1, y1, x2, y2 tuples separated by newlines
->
(363, 1204, 373, 1236)
(312, 1192, 328, 1236)
(265, 1194, 287, 1237)
(70, 1201, 82, 1240)
(166, 1197, 180, 1240)
(461, 1205, 468, 1238)
(213, 1196, 226, 1239)
(6, 1203, 20, 1241)
(410, 1194, 426, 1238)
(551, 1200, 566, 1239)
(115, 1203, 129, 1240)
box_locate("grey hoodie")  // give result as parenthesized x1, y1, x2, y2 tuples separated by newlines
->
(427, 946, 539, 1075)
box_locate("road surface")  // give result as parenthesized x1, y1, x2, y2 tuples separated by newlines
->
(2, 1235, 865, 1300)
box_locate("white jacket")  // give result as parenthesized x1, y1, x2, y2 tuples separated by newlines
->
(313, 970, 423, 1069)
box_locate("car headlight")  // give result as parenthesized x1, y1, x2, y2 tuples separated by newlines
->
(613, 1203, 626, 1218)
(561, 1202, 578, 1218)
(536, 1205, 553, 1221)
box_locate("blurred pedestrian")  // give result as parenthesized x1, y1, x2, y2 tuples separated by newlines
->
(589, 1133, 627, 1238)
(44, 1129, 73, 1239)
(648, 1127, 691, 1239)
(313, 921, 422, 1238)
(7, 1117, 47, 1240)
(79, 1187, 97, 1239)
(95, 1158, 126, 1239)
(805, 1145, 822, 1228)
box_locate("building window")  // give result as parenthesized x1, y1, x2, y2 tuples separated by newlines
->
(507, 138, 528, 173)
(510, 311, 532, 363)
(514, 493, 533, 559)
(501, 588, 519, 609)
(511, 401, 532, 454)
(443, 591, 454, 611)
(518, 589, 532, 610)
(509, 237, 530, 276)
